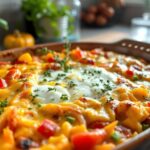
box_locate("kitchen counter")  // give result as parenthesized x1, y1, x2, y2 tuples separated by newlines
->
(80, 25, 132, 43)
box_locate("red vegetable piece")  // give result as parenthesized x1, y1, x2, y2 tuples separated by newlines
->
(89, 121, 109, 129)
(37, 119, 59, 138)
(147, 102, 150, 107)
(0, 61, 10, 65)
(46, 53, 55, 63)
(48, 57, 55, 63)
(0, 79, 7, 88)
(5, 68, 21, 83)
(80, 58, 95, 65)
(71, 129, 107, 150)
(91, 49, 102, 55)
(126, 69, 134, 77)
(71, 49, 83, 61)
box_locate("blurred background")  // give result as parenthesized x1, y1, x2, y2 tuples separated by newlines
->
(0, 0, 150, 49)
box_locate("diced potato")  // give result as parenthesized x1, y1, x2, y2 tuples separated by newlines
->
(122, 104, 149, 132)
(131, 87, 149, 101)
(61, 122, 72, 137)
(70, 125, 87, 137)
(48, 135, 71, 150)
(14, 127, 35, 139)
(95, 143, 115, 150)
(119, 93, 129, 101)
(3, 127, 14, 145)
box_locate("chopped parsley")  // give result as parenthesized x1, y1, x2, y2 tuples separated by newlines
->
(56, 73, 66, 80)
(107, 96, 114, 101)
(34, 89, 40, 92)
(68, 81, 76, 88)
(43, 70, 51, 77)
(36, 103, 42, 108)
(66, 116, 76, 124)
(42, 78, 47, 82)
(31, 94, 38, 102)
(142, 124, 150, 131)
(48, 87, 56, 92)
(83, 69, 101, 76)
(49, 99, 55, 102)
(60, 94, 68, 101)
(103, 80, 113, 91)
(111, 131, 121, 143)
(0, 100, 8, 115)
(92, 83, 99, 87)
(61, 41, 71, 72)
(133, 75, 139, 81)
(0, 100, 8, 107)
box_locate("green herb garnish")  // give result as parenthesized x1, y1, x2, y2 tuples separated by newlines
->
(66, 116, 76, 124)
(142, 124, 150, 131)
(48, 87, 56, 92)
(133, 75, 139, 81)
(92, 83, 99, 87)
(43, 70, 51, 77)
(56, 73, 66, 80)
(68, 81, 76, 88)
(0, 100, 8, 108)
(111, 131, 121, 143)
(0, 100, 8, 115)
(60, 94, 68, 101)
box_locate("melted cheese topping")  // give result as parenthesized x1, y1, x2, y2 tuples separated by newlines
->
(0, 48, 150, 150)
(32, 66, 117, 103)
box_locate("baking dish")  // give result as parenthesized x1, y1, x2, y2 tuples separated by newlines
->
(0, 39, 150, 150)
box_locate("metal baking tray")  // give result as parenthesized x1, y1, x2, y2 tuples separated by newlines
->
(0, 39, 150, 150)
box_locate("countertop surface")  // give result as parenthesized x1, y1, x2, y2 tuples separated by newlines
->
(0, 25, 149, 50)
(80, 25, 131, 43)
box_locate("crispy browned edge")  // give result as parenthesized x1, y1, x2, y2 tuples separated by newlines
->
(0, 39, 150, 150)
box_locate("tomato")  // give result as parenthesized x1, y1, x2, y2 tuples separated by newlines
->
(71, 129, 107, 150)
(37, 119, 60, 138)
(0, 79, 7, 88)
(80, 58, 95, 65)
(91, 49, 102, 55)
(46, 53, 55, 63)
(125, 69, 134, 77)
(147, 102, 150, 107)
(0, 61, 10, 65)
(5, 68, 21, 83)
(70, 49, 83, 61)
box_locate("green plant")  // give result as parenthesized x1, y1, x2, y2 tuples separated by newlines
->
(21, 0, 73, 37)
(0, 18, 9, 30)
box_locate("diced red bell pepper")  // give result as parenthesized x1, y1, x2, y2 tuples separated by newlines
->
(70, 49, 83, 61)
(71, 129, 107, 150)
(126, 69, 134, 77)
(0, 61, 10, 65)
(5, 68, 21, 83)
(80, 58, 95, 65)
(0, 78, 7, 88)
(147, 102, 150, 107)
(88, 121, 109, 129)
(46, 53, 55, 63)
(90, 49, 102, 55)
(37, 119, 60, 138)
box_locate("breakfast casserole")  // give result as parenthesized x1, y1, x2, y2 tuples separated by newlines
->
(0, 45, 150, 150)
